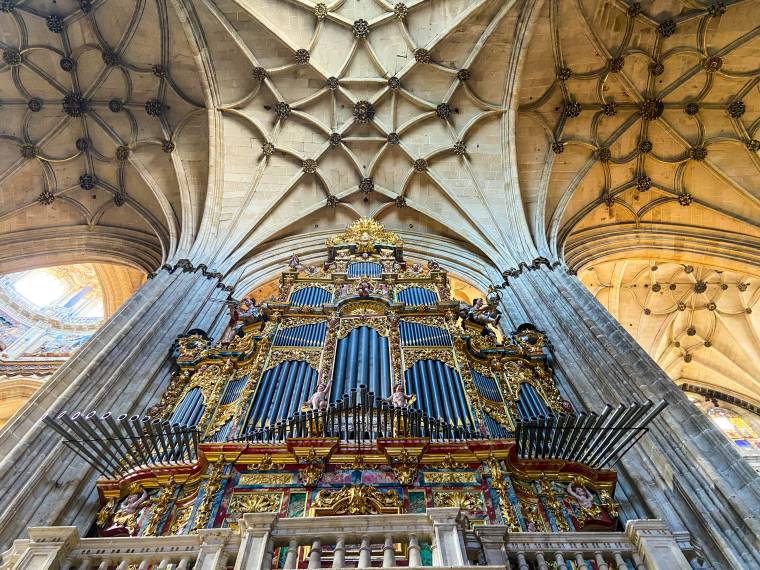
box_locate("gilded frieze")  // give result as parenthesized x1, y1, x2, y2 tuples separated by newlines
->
(238, 473, 293, 486)
(338, 316, 389, 339)
(424, 472, 476, 484)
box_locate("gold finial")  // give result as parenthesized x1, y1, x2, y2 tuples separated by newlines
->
(326, 218, 403, 252)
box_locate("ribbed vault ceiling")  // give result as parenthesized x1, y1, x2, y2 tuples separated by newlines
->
(0, 0, 759, 281)
(517, 0, 760, 271)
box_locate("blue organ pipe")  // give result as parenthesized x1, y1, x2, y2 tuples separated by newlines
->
(441, 364, 461, 424)
(258, 369, 280, 426)
(399, 321, 451, 346)
(347, 262, 382, 278)
(517, 383, 549, 419)
(290, 287, 332, 307)
(272, 361, 299, 423)
(220, 377, 247, 405)
(248, 370, 271, 427)
(397, 287, 438, 306)
(379, 340, 390, 398)
(299, 366, 314, 409)
(330, 327, 391, 403)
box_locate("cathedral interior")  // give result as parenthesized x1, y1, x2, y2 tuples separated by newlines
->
(0, 0, 758, 569)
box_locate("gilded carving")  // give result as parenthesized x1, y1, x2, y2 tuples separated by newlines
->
(496, 489, 521, 532)
(299, 449, 325, 487)
(326, 218, 403, 251)
(265, 349, 322, 372)
(313, 484, 400, 515)
(424, 472, 476, 484)
(340, 301, 387, 315)
(402, 348, 456, 370)
(194, 459, 225, 531)
(227, 493, 282, 514)
(441, 453, 466, 469)
(96, 498, 117, 527)
(169, 505, 193, 535)
(433, 491, 483, 511)
(239, 473, 292, 486)
(391, 449, 419, 486)
(539, 478, 569, 532)
(338, 316, 389, 339)
(249, 453, 274, 471)
(177, 334, 210, 360)
(145, 477, 174, 536)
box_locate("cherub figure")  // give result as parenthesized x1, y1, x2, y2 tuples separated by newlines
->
(386, 384, 416, 408)
(567, 481, 595, 509)
(107, 488, 149, 535)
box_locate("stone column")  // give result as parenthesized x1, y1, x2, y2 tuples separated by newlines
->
(233, 513, 278, 570)
(0, 264, 230, 550)
(196, 528, 234, 570)
(426, 507, 466, 567)
(625, 520, 690, 570)
(473, 525, 508, 566)
(11, 527, 79, 570)
(499, 266, 760, 568)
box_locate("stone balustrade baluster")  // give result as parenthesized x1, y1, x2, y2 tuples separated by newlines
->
(516, 552, 529, 570)
(554, 552, 566, 567)
(408, 534, 422, 567)
(575, 552, 589, 569)
(383, 534, 395, 567)
(177, 555, 190, 569)
(284, 538, 299, 569)
(358, 536, 371, 568)
(308, 539, 322, 570)
(333, 536, 346, 569)
(536, 551, 549, 570)
(595, 551, 609, 570)
(157, 559, 169, 569)
(115, 558, 129, 570)
(613, 552, 627, 569)
(95, 559, 108, 570)
(632, 553, 646, 570)
(76, 558, 91, 570)
(136, 558, 150, 570)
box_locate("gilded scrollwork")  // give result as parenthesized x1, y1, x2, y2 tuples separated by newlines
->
(145, 477, 175, 536)
(338, 316, 389, 339)
(326, 218, 403, 251)
(424, 472, 475, 484)
(238, 473, 292, 485)
(169, 505, 193, 535)
(402, 348, 456, 370)
(298, 449, 325, 487)
(265, 349, 322, 373)
(390, 449, 419, 486)
(227, 493, 282, 514)
(432, 491, 483, 511)
(313, 484, 401, 515)
(194, 459, 225, 531)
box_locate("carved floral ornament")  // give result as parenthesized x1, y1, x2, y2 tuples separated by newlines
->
(313, 484, 401, 515)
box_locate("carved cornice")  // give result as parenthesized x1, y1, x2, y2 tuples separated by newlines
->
(499, 257, 564, 287)
(148, 260, 233, 291)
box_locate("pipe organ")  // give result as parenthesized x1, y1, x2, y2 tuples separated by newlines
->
(65, 219, 664, 553)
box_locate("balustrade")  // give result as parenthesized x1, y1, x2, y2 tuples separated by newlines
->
(1, 514, 694, 570)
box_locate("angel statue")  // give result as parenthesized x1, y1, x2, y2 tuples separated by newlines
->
(566, 481, 595, 509)
(386, 384, 416, 408)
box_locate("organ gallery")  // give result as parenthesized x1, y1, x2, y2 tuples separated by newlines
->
(46, 221, 662, 564)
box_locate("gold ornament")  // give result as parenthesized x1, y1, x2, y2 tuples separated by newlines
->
(299, 449, 325, 487)
(194, 459, 225, 531)
(227, 493, 282, 514)
(433, 491, 483, 511)
(169, 505, 193, 535)
(326, 218, 403, 252)
(391, 449, 419, 486)
(424, 472, 475, 484)
(145, 477, 175, 536)
(239, 473, 292, 486)
(313, 485, 401, 515)
(96, 498, 116, 527)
